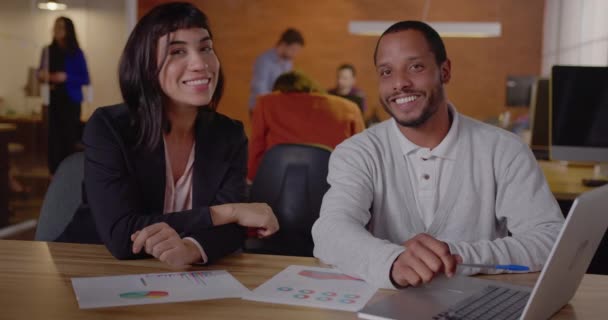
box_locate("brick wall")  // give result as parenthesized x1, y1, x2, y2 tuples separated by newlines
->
(139, 0, 544, 135)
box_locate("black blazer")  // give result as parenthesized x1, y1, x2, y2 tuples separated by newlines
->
(59, 104, 247, 263)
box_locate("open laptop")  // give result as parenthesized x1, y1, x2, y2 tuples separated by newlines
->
(358, 184, 608, 320)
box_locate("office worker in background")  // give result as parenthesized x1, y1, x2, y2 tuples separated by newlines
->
(328, 63, 367, 114)
(38, 16, 90, 175)
(56, 2, 278, 268)
(248, 71, 364, 181)
(248, 28, 304, 114)
(312, 21, 564, 289)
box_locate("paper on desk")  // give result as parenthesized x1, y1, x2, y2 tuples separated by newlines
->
(71, 270, 249, 309)
(243, 265, 377, 312)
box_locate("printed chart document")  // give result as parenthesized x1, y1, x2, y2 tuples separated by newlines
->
(72, 270, 249, 309)
(243, 265, 377, 312)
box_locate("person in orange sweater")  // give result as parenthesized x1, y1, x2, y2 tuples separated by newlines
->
(248, 71, 365, 181)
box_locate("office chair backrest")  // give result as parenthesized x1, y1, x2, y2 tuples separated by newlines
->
(248, 143, 331, 256)
(35, 152, 84, 241)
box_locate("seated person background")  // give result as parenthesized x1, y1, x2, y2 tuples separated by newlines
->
(56, 2, 278, 268)
(328, 63, 367, 114)
(312, 21, 564, 289)
(248, 71, 364, 181)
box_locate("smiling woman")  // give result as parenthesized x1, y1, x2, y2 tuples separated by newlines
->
(157, 28, 219, 116)
(55, 2, 279, 268)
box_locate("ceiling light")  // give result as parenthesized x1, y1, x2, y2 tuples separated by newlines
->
(38, 1, 68, 11)
(349, 21, 502, 38)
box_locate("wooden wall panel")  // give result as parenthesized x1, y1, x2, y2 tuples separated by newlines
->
(139, 0, 544, 135)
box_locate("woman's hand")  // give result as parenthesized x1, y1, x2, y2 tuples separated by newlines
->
(131, 222, 201, 268)
(49, 72, 67, 83)
(210, 203, 279, 238)
(233, 203, 279, 238)
(38, 70, 49, 82)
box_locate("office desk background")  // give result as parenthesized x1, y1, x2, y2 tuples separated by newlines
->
(0, 123, 16, 227)
(539, 160, 595, 201)
(1, 240, 607, 319)
(538, 161, 607, 275)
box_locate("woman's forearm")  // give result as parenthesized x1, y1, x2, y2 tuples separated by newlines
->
(209, 204, 236, 226)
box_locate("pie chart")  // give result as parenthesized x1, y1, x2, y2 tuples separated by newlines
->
(119, 291, 169, 299)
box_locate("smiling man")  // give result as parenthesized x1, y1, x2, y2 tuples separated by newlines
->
(311, 21, 564, 289)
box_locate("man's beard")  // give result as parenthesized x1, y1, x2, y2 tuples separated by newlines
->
(381, 86, 444, 128)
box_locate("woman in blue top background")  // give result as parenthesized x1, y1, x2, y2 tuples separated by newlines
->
(38, 16, 90, 175)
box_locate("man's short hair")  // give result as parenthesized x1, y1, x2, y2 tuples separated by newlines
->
(272, 71, 321, 93)
(337, 63, 356, 76)
(373, 20, 447, 66)
(278, 28, 305, 46)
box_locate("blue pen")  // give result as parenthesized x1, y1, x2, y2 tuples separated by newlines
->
(459, 263, 530, 272)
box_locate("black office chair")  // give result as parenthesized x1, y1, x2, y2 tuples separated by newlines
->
(246, 143, 332, 257)
(35, 152, 84, 241)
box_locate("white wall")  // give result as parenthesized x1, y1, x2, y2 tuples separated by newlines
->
(542, 0, 608, 76)
(0, 0, 133, 119)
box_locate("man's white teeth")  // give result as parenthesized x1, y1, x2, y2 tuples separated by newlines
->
(185, 79, 209, 85)
(395, 96, 418, 104)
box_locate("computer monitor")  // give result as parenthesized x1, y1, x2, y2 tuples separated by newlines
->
(550, 65, 608, 183)
(506, 75, 537, 107)
(529, 78, 550, 160)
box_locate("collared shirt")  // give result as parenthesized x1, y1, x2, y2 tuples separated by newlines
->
(312, 103, 564, 288)
(248, 48, 292, 109)
(163, 138, 208, 263)
(391, 105, 460, 228)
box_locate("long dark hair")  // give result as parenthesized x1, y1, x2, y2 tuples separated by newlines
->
(53, 16, 80, 53)
(118, 2, 225, 151)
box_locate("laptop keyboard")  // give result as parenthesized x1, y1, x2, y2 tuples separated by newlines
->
(432, 285, 530, 320)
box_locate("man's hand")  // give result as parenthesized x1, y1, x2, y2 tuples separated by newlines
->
(390, 233, 461, 287)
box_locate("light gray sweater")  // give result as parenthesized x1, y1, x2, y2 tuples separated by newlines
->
(312, 112, 564, 289)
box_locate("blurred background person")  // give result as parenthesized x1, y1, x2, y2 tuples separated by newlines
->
(248, 28, 304, 115)
(248, 71, 364, 181)
(38, 16, 90, 175)
(328, 63, 367, 114)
